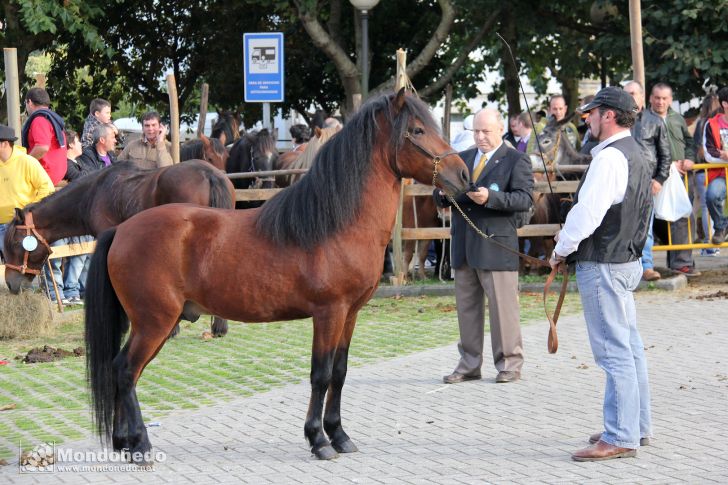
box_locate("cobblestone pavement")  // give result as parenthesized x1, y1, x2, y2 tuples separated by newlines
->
(3, 288, 728, 484)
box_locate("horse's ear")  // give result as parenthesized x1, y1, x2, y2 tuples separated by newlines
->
(314, 126, 323, 139)
(393, 87, 407, 113)
(200, 133, 210, 146)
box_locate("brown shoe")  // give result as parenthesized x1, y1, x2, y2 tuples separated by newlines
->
(443, 372, 481, 384)
(589, 432, 650, 446)
(572, 440, 637, 462)
(642, 269, 661, 281)
(495, 371, 521, 383)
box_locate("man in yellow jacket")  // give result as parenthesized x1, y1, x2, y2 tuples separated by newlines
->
(0, 124, 54, 258)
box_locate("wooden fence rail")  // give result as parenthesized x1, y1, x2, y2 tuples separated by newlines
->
(0, 166, 582, 273)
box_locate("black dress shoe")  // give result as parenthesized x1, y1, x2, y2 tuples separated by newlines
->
(495, 371, 521, 383)
(443, 372, 481, 384)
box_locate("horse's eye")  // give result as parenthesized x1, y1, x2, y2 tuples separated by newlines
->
(412, 127, 425, 135)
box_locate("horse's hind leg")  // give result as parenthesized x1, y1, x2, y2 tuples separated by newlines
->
(115, 322, 173, 464)
(305, 308, 347, 460)
(323, 311, 359, 454)
(416, 240, 430, 280)
(211, 316, 228, 337)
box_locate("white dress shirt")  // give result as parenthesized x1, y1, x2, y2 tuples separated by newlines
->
(473, 143, 502, 172)
(554, 130, 631, 257)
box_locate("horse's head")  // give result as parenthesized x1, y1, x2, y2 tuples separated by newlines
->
(533, 113, 590, 170)
(199, 134, 229, 171)
(388, 89, 468, 196)
(3, 209, 52, 294)
(211, 111, 241, 147)
(246, 129, 279, 189)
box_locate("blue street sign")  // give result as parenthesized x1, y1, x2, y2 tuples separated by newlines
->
(243, 33, 284, 103)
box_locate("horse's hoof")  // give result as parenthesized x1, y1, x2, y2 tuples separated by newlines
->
(332, 439, 358, 454)
(313, 445, 339, 460)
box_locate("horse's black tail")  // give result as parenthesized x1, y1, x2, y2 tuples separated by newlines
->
(208, 171, 235, 209)
(85, 227, 128, 442)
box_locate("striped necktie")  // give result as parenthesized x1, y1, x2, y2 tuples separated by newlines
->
(472, 153, 488, 180)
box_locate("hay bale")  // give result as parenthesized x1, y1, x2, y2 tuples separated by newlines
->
(0, 287, 54, 339)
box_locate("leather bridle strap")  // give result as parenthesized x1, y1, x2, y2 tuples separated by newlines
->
(402, 131, 459, 184)
(4, 212, 53, 276)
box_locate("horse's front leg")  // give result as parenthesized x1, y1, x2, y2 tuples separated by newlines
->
(323, 311, 359, 454)
(305, 310, 347, 460)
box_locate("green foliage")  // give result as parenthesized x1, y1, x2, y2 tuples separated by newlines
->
(642, 0, 728, 101)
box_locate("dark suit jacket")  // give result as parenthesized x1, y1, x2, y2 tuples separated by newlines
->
(435, 144, 533, 271)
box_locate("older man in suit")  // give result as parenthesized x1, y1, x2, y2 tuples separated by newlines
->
(435, 108, 534, 384)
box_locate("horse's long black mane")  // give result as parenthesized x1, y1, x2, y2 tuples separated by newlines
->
(256, 92, 438, 248)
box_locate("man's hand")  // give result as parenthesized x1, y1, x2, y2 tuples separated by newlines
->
(466, 186, 489, 205)
(651, 179, 662, 196)
(548, 251, 565, 270)
(675, 159, 694, 175)
(159, 123, 168, 142)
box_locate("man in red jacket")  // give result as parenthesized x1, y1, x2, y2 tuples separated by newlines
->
(21, 87, 67, 185)
(703, 86, 728, 244)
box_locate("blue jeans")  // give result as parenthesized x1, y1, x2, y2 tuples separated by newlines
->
(43, 239, 66, 301)
(640, 211, 654, 271)
(0, 223, 7, 260)
(62, 236, 92, 299)
(576, 260, 652, 449)
(706, 177, 727, 232)
(695, 171, 711, 239)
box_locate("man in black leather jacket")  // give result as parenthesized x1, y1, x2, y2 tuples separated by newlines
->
(624, 81, 671, 281)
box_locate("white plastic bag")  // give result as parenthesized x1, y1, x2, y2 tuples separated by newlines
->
(653, 164, 692, 222)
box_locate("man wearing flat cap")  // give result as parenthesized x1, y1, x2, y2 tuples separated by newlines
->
(0, 124, 54, 258)
(548, 87, 653, 462)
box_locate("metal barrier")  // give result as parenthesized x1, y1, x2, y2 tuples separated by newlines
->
(652, 162, 728, 251)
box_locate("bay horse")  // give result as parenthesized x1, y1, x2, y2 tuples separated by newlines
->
(83, 90, 469, 462)
(180, 134, 228, 171)
(402, 191, 451, 280)
(210, 110, 241, 147)
(275, 125, 341, 187)
(3, 160, 235, 337)
(225, 129, 279, 208)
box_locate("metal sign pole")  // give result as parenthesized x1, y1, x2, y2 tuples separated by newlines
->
(263, 103, 271, 130)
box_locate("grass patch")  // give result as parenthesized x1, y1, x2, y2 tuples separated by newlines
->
(0, 293, 581, 460)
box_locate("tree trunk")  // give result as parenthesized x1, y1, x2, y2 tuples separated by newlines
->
(500, 9, 521, 116)
(558, 76, 580, 114)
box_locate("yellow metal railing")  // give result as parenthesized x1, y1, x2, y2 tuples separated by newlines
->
(653, 162, 728, 251)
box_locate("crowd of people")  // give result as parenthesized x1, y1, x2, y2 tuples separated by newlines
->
(0, 87, 174, 305)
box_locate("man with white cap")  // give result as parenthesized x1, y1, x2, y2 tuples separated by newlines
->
(549, 86, 653, 461)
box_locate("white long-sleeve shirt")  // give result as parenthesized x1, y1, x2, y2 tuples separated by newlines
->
(554, 130, 631, 258)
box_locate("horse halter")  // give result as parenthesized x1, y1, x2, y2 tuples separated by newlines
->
(248, 145, 276, 189)
(402, 131, 459, 186)
(4, 212, 53, 276)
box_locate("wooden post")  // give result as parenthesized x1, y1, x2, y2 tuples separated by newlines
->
(3, 48, 22, 140)
(392, 49, 408, 285)
(628, 0, 645, 90)
(443, 84, 452, 142)
(166, 74, 180, 164)
(197, 83, 209, 138)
